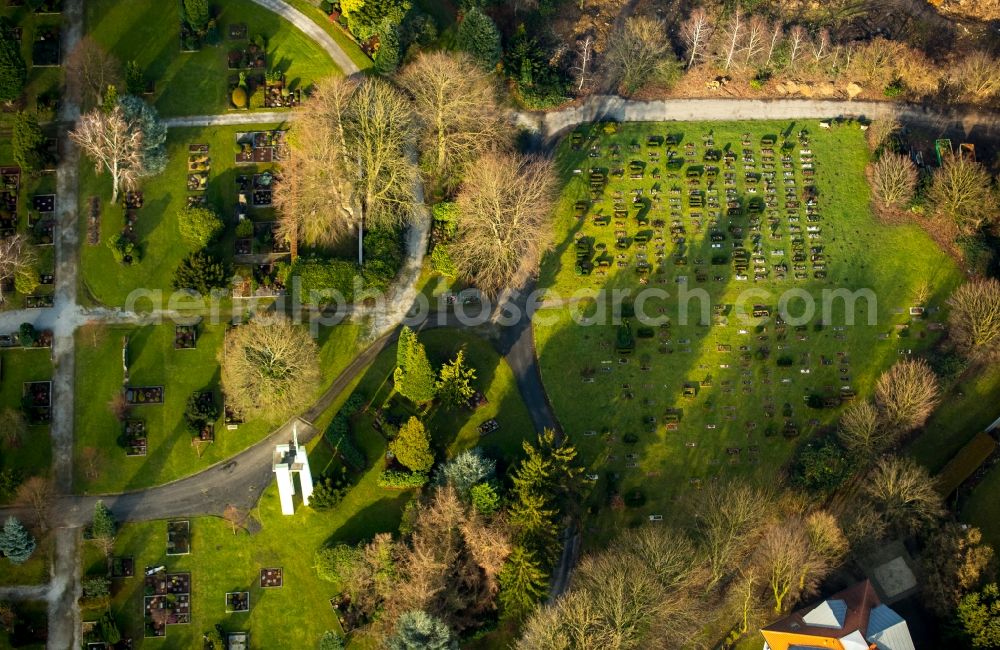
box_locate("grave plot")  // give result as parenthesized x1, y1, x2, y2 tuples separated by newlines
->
(122, 419, 147, 456)
(22, 381, 52, 424)
(125, 386, 163, 405)
(143, 571, 191, 637)
(260, 567, 282, 588)
(166, 521, 190, 555)
(231, 263, 285, 298)
(111, 556, 135, 578)
(174, 324, 197, 350)
(225, 591, 250, 613)
(251, 172, 274, 206)
(234, 130, 288, 165)
(32, 27, 60, 66)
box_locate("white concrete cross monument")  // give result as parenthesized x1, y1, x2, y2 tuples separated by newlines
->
(272, 422, 314, 515)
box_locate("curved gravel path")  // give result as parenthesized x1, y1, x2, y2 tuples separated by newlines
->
(248, 0, 360, 75)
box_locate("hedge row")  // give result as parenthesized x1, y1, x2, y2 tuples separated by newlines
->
(323, 392, 368, 470)
(377, 470, 429, 489)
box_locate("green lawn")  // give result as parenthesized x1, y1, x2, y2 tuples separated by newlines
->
(0, 532, 51, 587)
(72, 321, 362, 494)
(533, 120, 964, 542)
(282, 0, 375, 72)
(0, 348, 53, 502)
(910, 363, 1000, 473)
(85, 327, 531, 647)
(85, 0, 339, 117)
(0, 4, 62, 128)
(962, 462, 1000, 551)
(77, 123, 285, 308)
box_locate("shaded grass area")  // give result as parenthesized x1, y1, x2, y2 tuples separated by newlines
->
(962, 461, 1000, 551)
(0, 599, 46, 649)
(77, 123, 285, 308)
(85, 0, 338, 117)
(533, 120, 962, 544)
(83, 327, 531, 647)
(0, 348, 52, 503)
(72, 321, 362, 494)
(910, 363, 1000, 473)
(282, 0, 374, 72)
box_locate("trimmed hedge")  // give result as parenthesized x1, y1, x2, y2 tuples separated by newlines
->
(323, 392, 368, 470)
(377, 470, 429, 489)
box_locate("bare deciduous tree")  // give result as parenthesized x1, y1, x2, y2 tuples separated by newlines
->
(952, 51, 1000, 103)
(15, 476, 54, 531)
(787, 26, 807, 70)
(865, 118, 901, 153)
(519, 526, 705, 649)
(764, 22, 782, 68)
(81, 447, 103, 481)
(810, 28, 831, 64)
(717, 10, 744, 71)
(868, 153, 917, 215)
(222, 504, 246, 535)
(70, 107, 143, 203)
(743, 16, 767, 68)
(64, 36, 122, 108)
(837, 400, 892, 456)
(273, 76, 418, 262)
(571, 36, 593, 93)
(606, 16, 676, 94)
(756, 512, 844, 613)
(398, 51, 510, 192)
(864, 456, 944, 534)
(452, 152, 556, 295)
(874, 359, 940, 431)
(692, 481, 771, 586)
(947, 278, 1000, 361)
(220, 317, 320, 420)
(0, 408, 26, 448)
(927, 153, 998, 235)
(0, 235, 37, 303)
(921, 523, 994, 616)
(680, 8, 714, 69)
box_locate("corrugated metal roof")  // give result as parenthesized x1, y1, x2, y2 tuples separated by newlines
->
(802, 598, 848, 628)
(867, 604, 915, 650)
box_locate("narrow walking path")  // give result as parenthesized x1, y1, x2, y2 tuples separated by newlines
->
(45, 0, 84, 646)
(248, 0, 360, 76)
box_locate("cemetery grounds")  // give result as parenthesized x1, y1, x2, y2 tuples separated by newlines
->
(533, 120, 964, 543)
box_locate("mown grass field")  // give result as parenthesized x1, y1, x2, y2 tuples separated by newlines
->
(85, 0, 338, 117)
(533, 120, 963, 542)
(0, 348, 52, 503)
(83, 328, 532, 647)
(72, 321, 362, 494)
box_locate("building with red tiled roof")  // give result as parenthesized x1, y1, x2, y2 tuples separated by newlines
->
(760, 580, 915, 650)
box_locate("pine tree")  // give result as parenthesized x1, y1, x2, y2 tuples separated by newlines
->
(183, 0, 210, 34)
(390, 417, 434, 473)
(92, 500, 116, 540)
(456, 8, 501, 70)
(172, 251, 228, 294)
(387, 610, 455, 650)
(508, 429, 580, 563)
(0, 516, 36, 564)
(498, 545, 549, 618)
(436, 349, 476, 408)
(394, 328, 436, 404)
